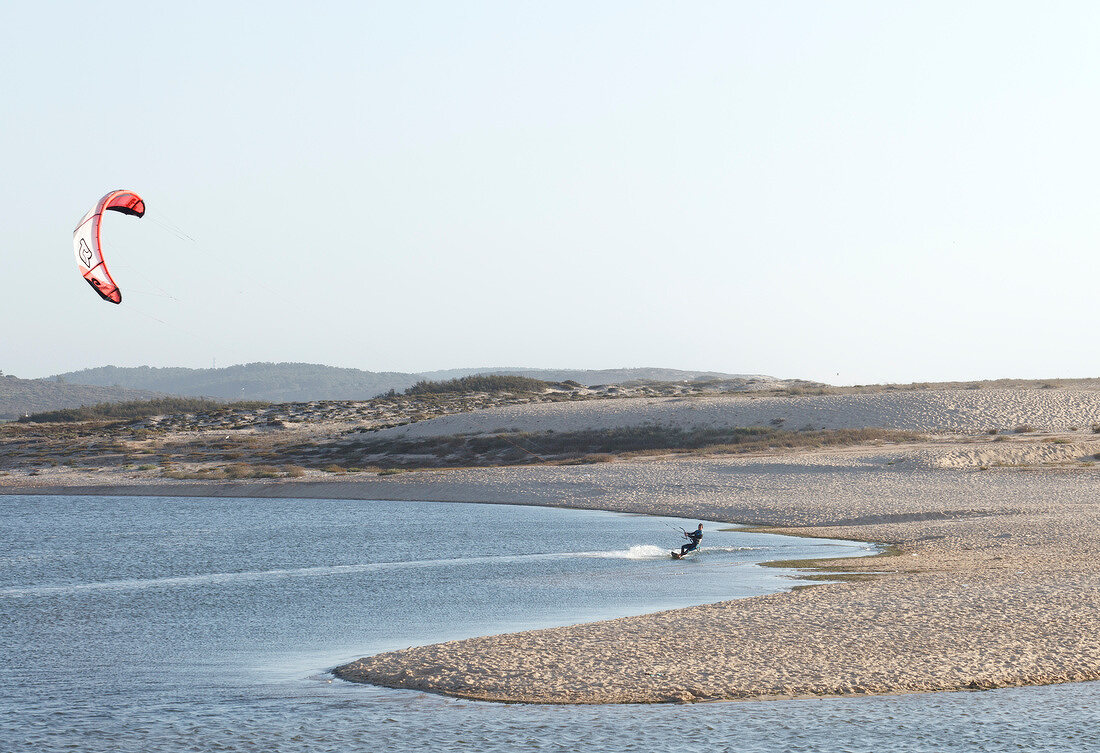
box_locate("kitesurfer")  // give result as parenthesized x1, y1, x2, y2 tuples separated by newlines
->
(679, 524, 703, 556)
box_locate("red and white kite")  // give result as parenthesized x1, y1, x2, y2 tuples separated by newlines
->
(73, 190, 145, 304)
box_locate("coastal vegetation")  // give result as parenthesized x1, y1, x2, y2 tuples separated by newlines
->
(4, 379, 1099, 482)
(20, 397, 270, 423)
(404, 375, 554, 395)
(160, 462, 306, 480)
(341, 426, 923, 469)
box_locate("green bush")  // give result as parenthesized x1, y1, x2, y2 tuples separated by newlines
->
(404, 375, 551, 396)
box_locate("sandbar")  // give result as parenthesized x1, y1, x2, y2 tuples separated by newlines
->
(5, 386, 1100, 703)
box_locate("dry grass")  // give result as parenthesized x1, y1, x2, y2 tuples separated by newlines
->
(161, 463, 296, 480)
(336, 426, 923, 469)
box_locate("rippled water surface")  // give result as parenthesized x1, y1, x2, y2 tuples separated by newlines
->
(3, 494, 1097, 752)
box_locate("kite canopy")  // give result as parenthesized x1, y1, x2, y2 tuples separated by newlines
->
(73, 190, 145, 304)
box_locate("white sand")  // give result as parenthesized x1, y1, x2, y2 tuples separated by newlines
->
(332, 447, 1100, 702)
(365, 387, 1100, 439)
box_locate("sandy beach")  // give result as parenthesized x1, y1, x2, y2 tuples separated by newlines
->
(5, 385, 1100, 703)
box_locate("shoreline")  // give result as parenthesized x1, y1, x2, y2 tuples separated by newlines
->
(8, 440, 1100, 704)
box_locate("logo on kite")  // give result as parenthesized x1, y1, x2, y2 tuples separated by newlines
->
(72, 190, 145, 305)
(77, 239, 93, 268)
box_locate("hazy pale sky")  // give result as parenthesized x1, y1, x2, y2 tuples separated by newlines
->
(3, 1, 1099, 384)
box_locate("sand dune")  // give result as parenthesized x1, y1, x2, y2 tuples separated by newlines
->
(369, 387, 1100, 440)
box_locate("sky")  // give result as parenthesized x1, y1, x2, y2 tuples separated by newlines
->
(3, 1, 1099, 385)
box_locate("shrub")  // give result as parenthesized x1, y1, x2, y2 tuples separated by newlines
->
(1014, 424, 1035, 433)
(223, 463, 258, 478)
(404, 375, 551, 396)
(19, 397, 270, 423)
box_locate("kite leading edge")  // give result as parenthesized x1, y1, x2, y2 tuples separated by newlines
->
(72, 190, 145, 304)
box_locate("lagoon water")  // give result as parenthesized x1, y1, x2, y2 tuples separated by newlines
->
(2, 494, 1098, 752)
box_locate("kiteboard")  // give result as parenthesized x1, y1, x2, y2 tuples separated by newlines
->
(670, 550, 685, 559)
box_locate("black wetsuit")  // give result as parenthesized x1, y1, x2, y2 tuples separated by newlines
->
(680, 528, 703, 556)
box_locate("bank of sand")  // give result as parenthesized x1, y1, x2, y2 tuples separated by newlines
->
(5, 386, 1100, 703)
(367, 385, 1100, 439)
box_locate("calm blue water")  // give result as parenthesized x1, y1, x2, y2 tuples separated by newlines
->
(2, 494, 1098, 752)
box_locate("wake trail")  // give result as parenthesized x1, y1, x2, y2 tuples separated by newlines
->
(2, 544, 755, 597)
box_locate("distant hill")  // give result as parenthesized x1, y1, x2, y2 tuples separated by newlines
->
(0, 374, 159, 419)
(46, 363, 772, 403)
(52, 363, 416, 403)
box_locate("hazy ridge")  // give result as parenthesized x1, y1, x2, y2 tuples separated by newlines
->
(0, 374, 159, 419)
(0, 363, 768, 415)
(45, 363, 767, 403)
